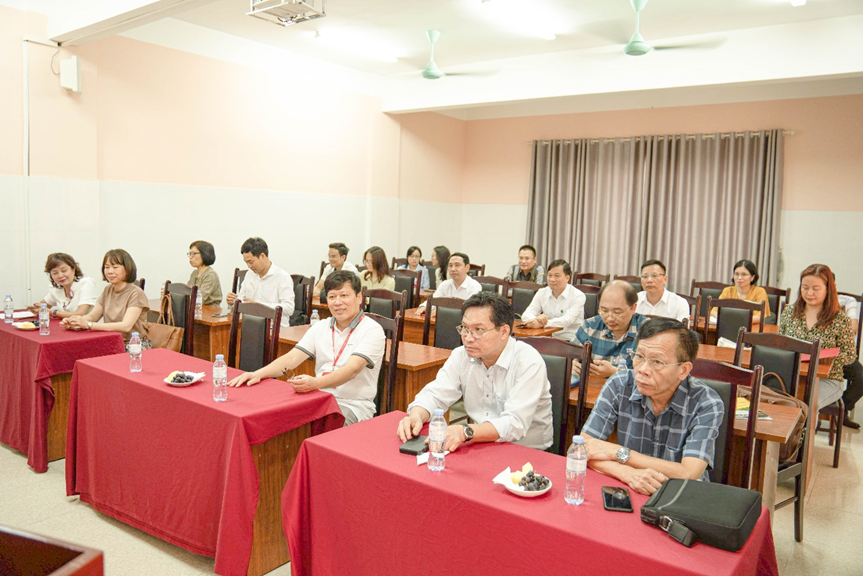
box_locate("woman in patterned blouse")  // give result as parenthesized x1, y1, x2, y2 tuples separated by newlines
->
(779, 263, 857, 411)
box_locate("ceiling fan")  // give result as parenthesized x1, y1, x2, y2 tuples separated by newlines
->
(621, 0, 725, 57)
(418, 30, 496, 80)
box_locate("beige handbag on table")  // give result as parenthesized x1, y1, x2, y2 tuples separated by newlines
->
(148, 293, 184, 352)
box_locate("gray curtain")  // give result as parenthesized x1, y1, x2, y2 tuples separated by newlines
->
(527, 130, 784, 293)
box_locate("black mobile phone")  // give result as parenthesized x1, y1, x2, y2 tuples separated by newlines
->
(602, 486, 633, 513)
(399, 435, 428, 456)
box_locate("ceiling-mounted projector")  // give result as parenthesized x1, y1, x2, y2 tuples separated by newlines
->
(247, 0, 326, 27)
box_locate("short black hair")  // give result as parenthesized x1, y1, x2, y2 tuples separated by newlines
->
(641, 259, 666, 274)
(450, 252, 470, 266)
(519, 245, 537, 257)
(329, 242, 349, 257)
(190, 240, 216, 266)
(241, 237, 268, 257)
(324, 270, 361, 295)
(463, 292, 514, 334)
(599, 279, 638, 307)
(637, 317, 699, 363)
(102, 249, 137, 283)
(733, 259, 759, 285)
(44, 253, 83, 288)
(547, 259, 571, 277)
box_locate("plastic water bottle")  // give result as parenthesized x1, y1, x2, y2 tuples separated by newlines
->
(616, 357, 628, 374)
(310, 309, 320, 326)
(129, 332, 143, 373)
(427, 408, 447, 472)
(195, 291, 203, 319)
(39, 304, 50, 335)
(565, 435, 587, 505)
(4, 295, 12, 323)
(213, 354, 227, 402)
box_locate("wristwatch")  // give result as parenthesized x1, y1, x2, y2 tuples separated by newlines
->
(463, 424, 475, 442)
(615, 447, 631, 465)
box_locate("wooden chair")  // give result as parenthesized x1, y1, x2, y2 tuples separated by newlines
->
(733, 328, 821, 542)
(690, 359, 764, 487)
(362, 288, 407, 342)
(613, 274, 643, 294)
(520, 338, 592, 456)
(705, 297, 766, 344)
(506, 280, 542, 317)
(163, 281, 197, 356)
(318, 261, 327, 281)
(473, 276, 506, 296)
(290, 274, 314, 326)
(467, 263, 486, 277)
(762, 286, 790, 326)
(690, 279, 730, 318)
(391, 257, 408, 269)
(676, 292, 701, 330)
(133, 278, 146, 292)
(425, 265, 440, 290)
(392, 269, 422, 309)
(227, 301, 283, 372)
(573, 272, 609, 287)
(837, 291, 863, 355)
(422, 296, 465, 350)
(365, 312, 401, 415)
(573, 284, 600, 319)
(231, 268, 248, 294)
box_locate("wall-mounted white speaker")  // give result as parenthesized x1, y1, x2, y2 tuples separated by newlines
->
(59, 55, 82, 93)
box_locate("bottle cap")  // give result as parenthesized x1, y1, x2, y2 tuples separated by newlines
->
(216, 354, 224, 360)
(131, 332, 139, 337)
(572, 435, 585, 445)
(40, 303, 47, 308)
(432, 408, 445, 417)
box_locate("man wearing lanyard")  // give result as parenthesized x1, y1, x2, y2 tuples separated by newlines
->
(227, 270, 385, 426)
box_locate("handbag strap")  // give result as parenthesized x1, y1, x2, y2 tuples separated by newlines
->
(159, 293, 177, 327)
(659, 516, 697, 547)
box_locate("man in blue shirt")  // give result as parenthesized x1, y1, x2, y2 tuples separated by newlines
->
(581, 318, 724, 495)
(572, 280, 647, 378)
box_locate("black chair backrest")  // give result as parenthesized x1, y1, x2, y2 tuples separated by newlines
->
(473, 276, 506, 296)
(574, 284, 600, 319)
(290, 275, 314, 326)
(164, 281, 197, 355)
(614, 275, 642, 294)
(520, 337, 592, 456)
(707, 297, 766, 343)
(690, 280, 729, 318)
(467, 263, 485, 277)
(762, 286, 789, 326)
(838, 291, 863, 355)
(362, 289, 407, 341)
(228, 301, 282, 372)
(391, 257, 408, 269)
(365, 312, 400, 415)
(507, 281, 542, 317)
(423, 296, 465, 350)
(134, 278, 146, 292)
(392, 270, 421, 309)
(426, 265, 440, 290)
(734, 329, 819, 401)
(574, 272, 609, 287)
(232, 268, 248, 295)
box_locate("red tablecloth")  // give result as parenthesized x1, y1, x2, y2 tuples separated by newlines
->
(283, 411, 779, 576)
(0, 317, 125, 472)
(65, 348, 344, 576)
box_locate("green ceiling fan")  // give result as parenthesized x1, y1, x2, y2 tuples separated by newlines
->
(622, 0, 725, 56)
(421, 30, 445, 79)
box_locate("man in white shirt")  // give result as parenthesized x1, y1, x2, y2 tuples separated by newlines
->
(313, 242, 359, 298)
(521, 259, 586, 341)
(225, 237, 295, 327)
(635, 259, 690, 323)
(417, 252, 481, 314)
(397, 292, 553, 451)
(228, 271, 385, 426)
(837, 282, 862, 429)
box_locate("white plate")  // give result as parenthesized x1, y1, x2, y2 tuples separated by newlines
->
(164, 371, 205, 387)
(503, 477, 552, 498)
(12, 322, 38, 331)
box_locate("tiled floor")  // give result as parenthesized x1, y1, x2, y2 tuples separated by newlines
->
(1, 422, 860, 575)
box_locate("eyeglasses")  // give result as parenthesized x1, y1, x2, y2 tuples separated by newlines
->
(455, 325, 498, 339)
(598, 307, 629, 318)
(640, 273, 665, 280)
(631, 351, 685, 371)
(187, 251, 200, 257)
(733, 272, 752, 278)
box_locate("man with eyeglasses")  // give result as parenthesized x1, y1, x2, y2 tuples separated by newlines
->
(635, 259, 690, 322)
(580, 318, 724, 495)
(313, 242, 358, 298)
(397, 292, 553, 451)
(521, 259, 585, 340)
(572, 280, 647, 378)
(417, 252, 482, 314)
(227, 271, 385, 426)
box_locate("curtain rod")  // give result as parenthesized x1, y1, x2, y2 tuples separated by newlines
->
(526, 130, 796, 145)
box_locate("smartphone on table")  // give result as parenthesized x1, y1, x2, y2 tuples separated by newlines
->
(399, 435, 428, 456)
(601, 486, 633, 513)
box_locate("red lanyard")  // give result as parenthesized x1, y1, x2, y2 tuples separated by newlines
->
(331, 315, 363, 370)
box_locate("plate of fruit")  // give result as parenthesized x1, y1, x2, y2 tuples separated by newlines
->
(500, 463, 552, 497)
(164, 371, 205, 387)
(12, 322, 38, 331)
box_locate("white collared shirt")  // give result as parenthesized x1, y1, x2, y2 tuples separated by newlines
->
(408, 338, 553, 450)
(237, 263, 295, 327)
(636, 289, 690, 322)
(418, 275, 482, 308)
(839, 294, 860, 321)
(521, 284, 586, 341)
(321, 262, 359, 279)
(295, 313, 385, 423)
(44, 277, 99, 312)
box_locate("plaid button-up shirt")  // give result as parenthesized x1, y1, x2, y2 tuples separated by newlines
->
(582, 371, 724, 481)
(573, 313, 647, 369)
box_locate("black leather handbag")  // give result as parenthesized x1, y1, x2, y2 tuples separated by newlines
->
(641, 479, 762, 552)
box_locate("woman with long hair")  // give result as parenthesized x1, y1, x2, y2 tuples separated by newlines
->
(431, 245, 450, 285)
(360, 246, 395, 291)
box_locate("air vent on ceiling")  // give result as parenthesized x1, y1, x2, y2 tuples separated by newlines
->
(247, 0, 326, 27)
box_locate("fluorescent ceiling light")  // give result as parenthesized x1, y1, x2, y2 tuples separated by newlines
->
(476, 0, 564, 41)
(790, 0, 806, 6)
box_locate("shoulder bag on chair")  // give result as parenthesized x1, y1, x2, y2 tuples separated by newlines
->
(738, 371, 809, 464)
(148, 293, 184, 352)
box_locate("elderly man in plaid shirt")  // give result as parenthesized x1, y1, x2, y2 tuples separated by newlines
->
(580, 317, 724, 496)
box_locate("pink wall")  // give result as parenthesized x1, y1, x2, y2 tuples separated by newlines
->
(463, 95, 863, 211)
(396, 112, 465, 204)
